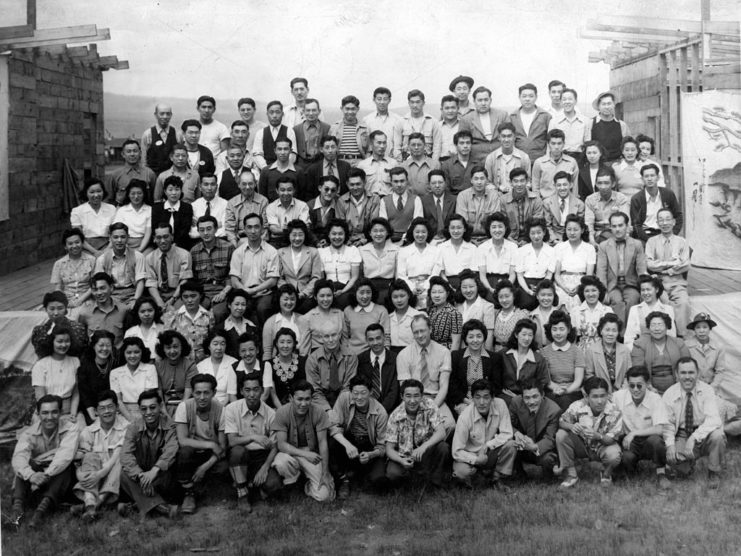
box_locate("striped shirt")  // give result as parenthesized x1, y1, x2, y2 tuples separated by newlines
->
(541, 342, 585, 385)
(340, 124, 361, 156)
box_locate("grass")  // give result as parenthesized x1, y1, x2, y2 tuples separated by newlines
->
(3, 439, 741, 556)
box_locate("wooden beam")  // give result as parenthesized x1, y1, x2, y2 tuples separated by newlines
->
(0, 25, 102, 47)
(101, 60, 129, 71)
(26, 0, 36, 29)
(0, 28, 110, 50)
(66, 45, 89, 57)
(579, 29, 683, 45)
(588, 22, 692, 39)
(588, 15, 738, 35)
(0, 25, 35, 41)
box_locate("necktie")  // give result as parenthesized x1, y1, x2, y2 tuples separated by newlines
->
(559, 197, 567, 225)
(329, 354, 341, 392)
(371, 357, 381, 399)
(419, 347, 429, 388)
(616, 240, 626, 277)
(327, 163, 335, 178)
(663, 238, 673, 263)
(205, 201, 211, 218)
(160, 128, 168, 142)
(526, 410, 537, 441)
(436, 198, 444, 235)
(396, 195, 404, 212)
(685, 392, 694, 433)
(160, 252, 170, 291)
(168, 207, 176, 231)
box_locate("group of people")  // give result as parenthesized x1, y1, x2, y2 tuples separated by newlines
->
(10, 75, 736, 528)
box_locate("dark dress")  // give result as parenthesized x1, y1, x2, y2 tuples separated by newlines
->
(77, 355, 117, 424)
(156, 357, 198, 412)
(268, 354, 307, 406)
(447, 349, 502, 410)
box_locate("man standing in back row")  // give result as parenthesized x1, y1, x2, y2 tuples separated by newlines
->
(141, 103, 181, 175)
(459, 86, 510, 164)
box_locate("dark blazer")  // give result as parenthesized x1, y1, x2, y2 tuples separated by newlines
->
(357, 348, 399, 415)
(188, 145, 216, 177)
(577, 162, 611, 201)
(448, 349, 502, 407)
(421, 192, 458, 236)
(304, 158, 351, 200)
(596, 236, 647, 291)
(458, 108, 511, 163)
(494, 349, 550, 400)
(631, 335, 690, 378)
(307, 198, 338, 245)
(629, 188, 683, 242)
(151, 201, 194, 250)
(509, 395, 562, 454)
(293, 121, 331, 166)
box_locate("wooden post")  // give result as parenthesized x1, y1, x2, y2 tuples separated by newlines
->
(0, 54, 8, 222)
(701, 0, 712, 62)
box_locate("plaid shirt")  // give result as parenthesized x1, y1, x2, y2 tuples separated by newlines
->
(190, 238, 235, 287)
(561, 399, 623, 452)
(385, 397, 442, 458)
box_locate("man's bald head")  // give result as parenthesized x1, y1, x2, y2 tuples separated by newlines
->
(154, 104, 173, 128)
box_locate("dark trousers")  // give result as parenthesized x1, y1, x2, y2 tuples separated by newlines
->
(249, 294, 274, 328)
(369, 278, 391, 309)
(13, 465, 74, 508)
(176, 446, 216, 487)
(329, 436, 386, 487)
(518, 278, 543, 311)
(515, 448, 558, 473)
(228, 446, 283, 493)
(386, 441, 451, 487)
(328, 281, 353, 309)
(120, 469, 182, 514)
(621, 434, 667, 471)
(547, 391, 583, 412)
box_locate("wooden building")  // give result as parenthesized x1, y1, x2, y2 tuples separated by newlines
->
(0, 5, 127, 275)
(580, 6, 740, 206)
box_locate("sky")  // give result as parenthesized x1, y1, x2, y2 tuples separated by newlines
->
(3, 0, 740, 110)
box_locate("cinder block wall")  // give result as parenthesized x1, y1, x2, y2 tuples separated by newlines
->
(0, 48, 105, 275)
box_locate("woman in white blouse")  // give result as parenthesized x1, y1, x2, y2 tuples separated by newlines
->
(396, 217, 442, 310)
(515, 217, 556, 310)
(359, 217, 399, 308)
(439, 214, 477, 291)
(553, 215, 596, 313)
(113, 180, 152, 252)
(70, 177, 116, 256)
(31, 326, 81, 422)
(456, 269, 496, 351)
(388, 279, 422, 352)
(109, 336, 158, 421)
(318, 219, 361, 309)
(477, 211, 518, 302)
(51, 228, 96, 312)
(623, 274, 676, 350)
(196, 329, 238, 405)
(263, 284, 309, 359)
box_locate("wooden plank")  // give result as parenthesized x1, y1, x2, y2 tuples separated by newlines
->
(659, 53, 669, 162)
(0, 24, 34, 40)
(587, 22, 693, 40)
(679, 47, 689, 91)
(703, 74, 741, 89)
(0, 25, 98, 46)
(1, 30, 110, 50)
(691, 43, 701, 91)
(0, 55, 7, 222)
(667, 50, 680, 163)
(26, 0, 36, 28)
(589, 15, 739, 36)
(704, 63, 741, 75)
(580, 29, 681, 45)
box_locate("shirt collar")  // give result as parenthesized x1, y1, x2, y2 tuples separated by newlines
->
(463, 347, 490, 358)
(223, 316, 256, 331)
(354, 303, 376, 313)
(506, 348, 536, 362)
(269, 161, 297, 172)
(240, 399, 267, 418)
(551, 342, 571, 352)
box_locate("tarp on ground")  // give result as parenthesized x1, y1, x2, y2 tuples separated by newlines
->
(0, 311, 46, 441)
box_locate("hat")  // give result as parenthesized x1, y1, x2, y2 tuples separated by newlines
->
(592, 91, 617, 111)
(686, 312, 718, 330)
(449, 75, 474, 92)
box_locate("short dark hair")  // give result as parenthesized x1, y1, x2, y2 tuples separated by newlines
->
(238, 371, 263, 393)
(404, 217, 433, 245)
(90, 271, 114, 287)
(676, 356, 699, 371)
(639, 274, 664, 298)
(349, 277, 378, 307)
(519, 377, 544, 394)
(640, 163, 661, 177)
(445, 213, 472, 242)
(441, 94, 459, 106)
(320, 175, 341, 189)
(121, 336, 152, 363)
(484, 211, 511, 238)
(553, 170, 572, 184)
(267, 100, 283, 111)
(387, 279, 418, 312)
(122, 138, 141, 151)
(577, 275, 607, 303)
(645, 310, 673, 330)
(179, 280, 204, 297)
(597, 312, 622, 336)
(583, 376, 609, 394)
(408, 132, 425, 144)
(273, 327, 298, 354)
(349, 375, 372, 391)
(525, 217, 550, 243)
(506, 318, 539, 351)
(368, 130, 387, 143)
(276, 175, 297, 190)
(548, 80, 565, 90)
(470, 165, 488, 179)
(237, 97, 256, 109)
(196, 95, 216, 108)
(562, 214, 590, 243)
(327, 218, 350, 243)
(190, 373, 217, 391)
(561, 88, 578, 100)
(155, 329, 192, 359)
(62, 227, 85, 245)
(109, 222, 129, 236)
(497, 122, 516, 134)
(625, 366, 650, 382)
(608, 211, 629, 226)
(291, 379, 314, 396)
(472, 86, 492, 99)
(595, 166, 615, 183)
(518, 83, 538, 95)
(400, 379, 424, 396)
(365, 322, 385, 337)
(42, 291, 69, 308)
(493, 279, 518, 310)
(97, 389, 118, 407)
(534, 279, 560, 307)
(389, 166, 408, 179)
(462, 319, 488, 344)
(137, 388, 162, 406)
(341, 95, 360, 107)
(509, 167, 528, 182)
(407, 89, 425, 101)
(85, 329, 116, 361)
(202, 328, 229, 356)
(547, 129, 566, 142)
(313, 278, 335, 299)
(36, 394, 63, 413)
(453, 130, 473, 144)
(364, 217, 393, 243)
(320, 135, 338, 147)
(470, 379, 493, 397)
(197, 215, 218, 230)
(131, 297, 163, 326)
(545, 310, 576, 343)
(227, 288, 250, 306)
(290, 77, 308, 89)
(348, 167, 367, 182)
(181, 119, 202, 131)
(82, 177, 106, 201)
(428, 169, 446, 183)
(373, 87, 392, 98)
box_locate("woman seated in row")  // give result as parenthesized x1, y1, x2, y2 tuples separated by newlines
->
(630, 311, 689, 394)
(570, 275, 613, 351)
(155, 330, 197, 415)
(623, 274, 676, 350)
(427, 276, 462, 351)
(277, 219, 322, 315)
(540, 310, 585, 411)
(263, 327, 307, 408)
(448, 319, 498, 417)
(263, 284, 310, 359)
(528, 279, 562, 348)
(491, 279, 530, 351)
(51, 229, 97, 315)
(70, 177, 116, 257)
(477, 211, 518, 302)
(584, 313, 630, 392)
(516, 217, 555, 311)
(496, 318, 549, 405)
(77, 330, 118, 425)
(113, 180, 152, 252)
(302, 279, 346, 353)
(388, 279, 422, 352)
(318, 219, 360, 309)
(439, 214, 477, 291)
(359, 217, 399, 308)
(397, 217, 441, 310)
(553, 215, 595, 313)
(456, 270, 496, 352)
(109, 336, 157, 422)
(344, 278, 391, 355)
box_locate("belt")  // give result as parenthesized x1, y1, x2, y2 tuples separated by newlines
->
(339, 153, 362, 160)
(560, 271, 585, 276)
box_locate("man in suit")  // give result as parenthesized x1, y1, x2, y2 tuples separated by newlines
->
(307, 175, 340, 247)
(217, 143, 253, 201)
(214, 120, 259, 178)
(107, 139, 157, 206)
(509, 378, 561, 478)
(509, 83, 552, 162)
(152, 175, 195, 250)
(543, 170, 585, 242)
(630, 164, 682, 243)
(181, 119, 216, 178)
(336, 168, 381, 246)
(458, 86, 511, 164)
(258, 137, 306, 203)
(597, 211, 647, 325)
(441, 130, 475, 194)
(503, 168, 544, 245)
(584, 166, 630, 244)
(305, 136, 351, 200)
(142, 103, 180, 175)
(293, 98, 330, 170)
(377, 167, 424, 243)
(357, 323, 399, 414)
(421, 170, 457, 243)
(356, 131, 398, 197)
